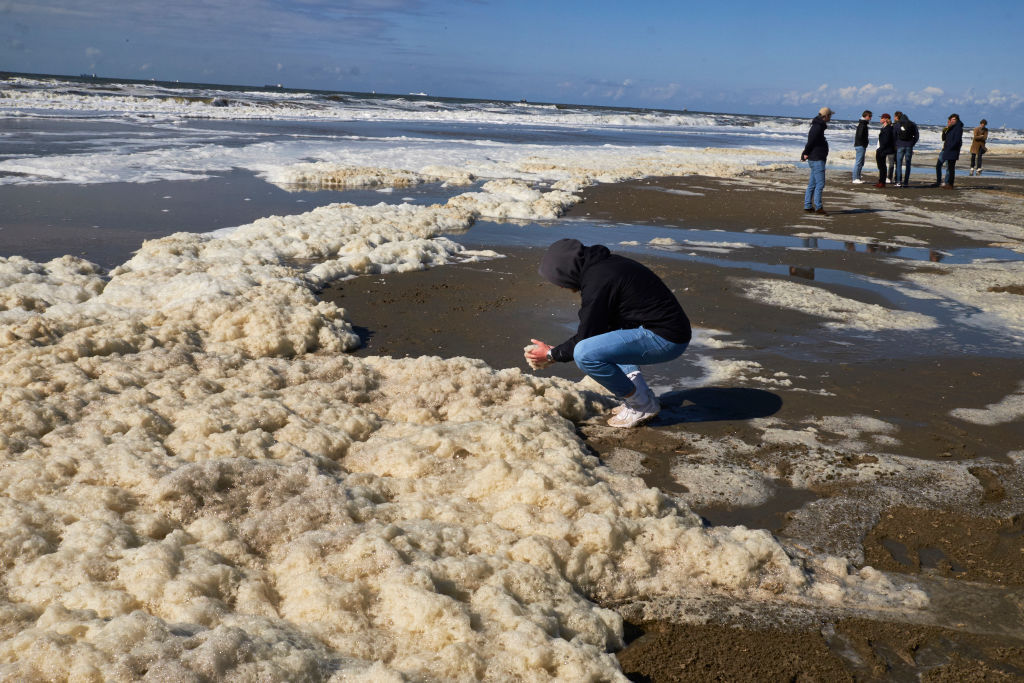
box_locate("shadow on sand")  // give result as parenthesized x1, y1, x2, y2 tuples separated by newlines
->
(654, 387, 782, 425)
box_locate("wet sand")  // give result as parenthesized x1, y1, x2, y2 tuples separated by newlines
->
(324, 159, 1024, 680)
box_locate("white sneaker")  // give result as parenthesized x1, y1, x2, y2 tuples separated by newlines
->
(852, 179, 864, 184)
(610, 370, 652, 415)
(607, 381, 659, 428)
(969, 168, 975, 176)
(607, 404, 659, 428)
(976, 169, 982, 176)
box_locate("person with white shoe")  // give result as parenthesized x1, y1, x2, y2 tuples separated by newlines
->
(970, 119, 989, 176)
(852, 110, 872, 184)
(524, 239, 691, 428)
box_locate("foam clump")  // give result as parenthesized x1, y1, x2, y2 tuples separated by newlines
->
(446, 179, 579, 220)
(0, 255, 106, 320)
(268, 162, 477, 190)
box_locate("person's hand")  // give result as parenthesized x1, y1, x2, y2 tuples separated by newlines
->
(524, 339, 553, 370)
(801, 154, 808, 161)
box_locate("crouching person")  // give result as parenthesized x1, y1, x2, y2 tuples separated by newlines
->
(525, 239, 691, 428)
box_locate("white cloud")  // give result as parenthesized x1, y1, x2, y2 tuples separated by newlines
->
(777, 82, 1022, 117)
(906, 86, 944, 106)
(642, 82, 681, 101)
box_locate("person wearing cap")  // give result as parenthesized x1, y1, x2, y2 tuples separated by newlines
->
(524, 239, 691, 428)
(801, 106, 833, 215)
(970, 119, 989, 176)
(935, 113, 964, 189)
(874, 114, 895, 188)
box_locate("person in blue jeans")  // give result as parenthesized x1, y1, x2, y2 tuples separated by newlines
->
(936, 113, 964, 188)
(525, 239, 691, 428)
(893, 111, 919, 187)
(852, 110, 872, 183)
(801, 106, 833, 214)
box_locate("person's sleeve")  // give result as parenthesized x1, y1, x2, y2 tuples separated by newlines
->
(801, 124, 815, 157)
(549, 281, 615, 362)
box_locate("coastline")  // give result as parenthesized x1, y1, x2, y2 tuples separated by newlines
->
(323, 162, 1024, 679)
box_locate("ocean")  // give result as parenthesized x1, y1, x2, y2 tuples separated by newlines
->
(2, 72, 1023, 679)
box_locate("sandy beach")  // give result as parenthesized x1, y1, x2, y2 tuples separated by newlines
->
(4, 75, 1024, 679)
(325, 158, 1024, 680)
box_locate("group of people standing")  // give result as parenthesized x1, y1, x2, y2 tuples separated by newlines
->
(853, 110, 989, 189)
(802, 106, 990, 214)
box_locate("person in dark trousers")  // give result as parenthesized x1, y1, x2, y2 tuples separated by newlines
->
(524, 239, 691, 428)
(970, 119, 989, 175)
(936, 113, 964, 188)
(801, 106, 834, 215)
(893, 111, 920, 187)
(852, 110, 872, 183)
(875, 113, 896, 187)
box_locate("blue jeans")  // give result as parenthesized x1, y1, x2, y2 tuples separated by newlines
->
(895, 147, 913, 184)
(573, 327, 688, 397)
(853, 146, 866, 180)
(804, 160, 826, 209)
(936, 154, 957, 185)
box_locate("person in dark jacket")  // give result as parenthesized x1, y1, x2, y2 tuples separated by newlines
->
(893, 111, 919, 186)
(524, 239, 691, 428)
(852, 110, 872, 183)
(936, 113, 964, 188)
(801, 106, 834, 214)
(874, 113, 896, 187)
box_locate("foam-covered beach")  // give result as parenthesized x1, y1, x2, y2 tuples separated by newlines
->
(2, 74, 1024, 680)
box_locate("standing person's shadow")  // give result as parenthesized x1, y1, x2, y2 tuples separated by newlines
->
(655, 387, 782, 424)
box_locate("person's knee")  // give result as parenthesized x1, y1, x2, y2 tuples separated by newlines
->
(573, 343, 599, 372)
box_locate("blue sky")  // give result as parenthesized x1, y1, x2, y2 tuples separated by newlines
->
(3, 0, 1024, 127)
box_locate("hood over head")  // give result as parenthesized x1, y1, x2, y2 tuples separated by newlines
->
(539, 239, 610, 289)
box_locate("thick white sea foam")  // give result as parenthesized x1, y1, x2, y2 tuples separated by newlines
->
(0, 170, 932, 678)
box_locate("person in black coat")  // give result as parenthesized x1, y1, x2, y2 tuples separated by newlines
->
(875, 113, 896, 187)
(852, 110, 872, 183)
(524, 239, 690, 428)
(936, 113, 964, 188)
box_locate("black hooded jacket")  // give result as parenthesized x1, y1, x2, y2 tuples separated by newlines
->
(539, 239, 691, 362)
(802, 114, 829, 161)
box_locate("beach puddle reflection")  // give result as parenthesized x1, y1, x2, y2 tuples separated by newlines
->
(455, 218, 1024, 265)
